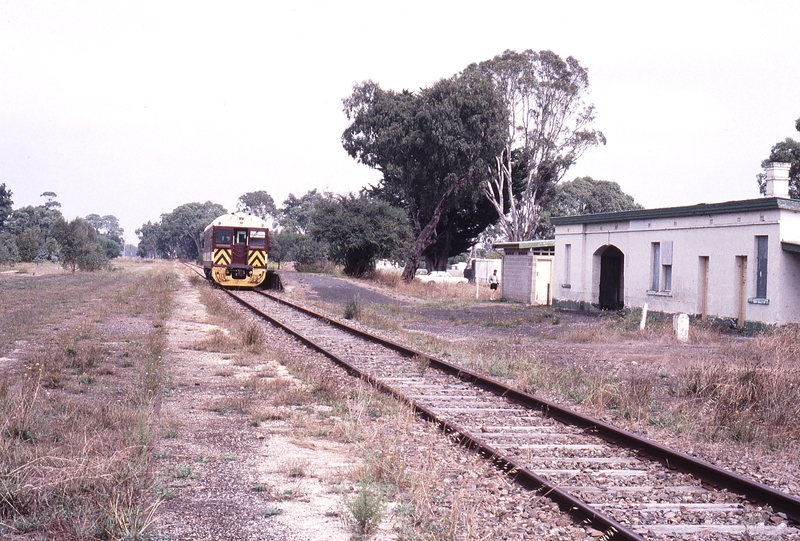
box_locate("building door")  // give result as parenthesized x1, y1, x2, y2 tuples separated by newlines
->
(534, 259, 552, 305)
(599, 246, 624, 310)
(698, 256, 709, 320)
(736, 256, 747, 328)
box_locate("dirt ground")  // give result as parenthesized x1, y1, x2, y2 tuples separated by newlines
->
(3, 262, 796, 540)
(147, 269, 613, 540)
(150, 273, 364, 540)
(148, 267, 799, 539)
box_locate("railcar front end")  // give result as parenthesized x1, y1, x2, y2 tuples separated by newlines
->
(203, 213, 269, 288)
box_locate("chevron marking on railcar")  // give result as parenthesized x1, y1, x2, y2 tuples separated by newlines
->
(214, 248, 231, 266)
(248, 250, 265, 267)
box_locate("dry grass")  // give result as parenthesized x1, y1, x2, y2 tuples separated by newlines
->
(0, 261, 176, 539)
(392, 313, 800, 448)
(366, 269, 479, 303)
(679, 329, 800, 447)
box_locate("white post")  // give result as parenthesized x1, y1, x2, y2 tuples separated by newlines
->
(639, 303, 648, 331)
(674, 313, 690, 342)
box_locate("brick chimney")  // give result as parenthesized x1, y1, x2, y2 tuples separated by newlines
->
(764, 162, 791, 198)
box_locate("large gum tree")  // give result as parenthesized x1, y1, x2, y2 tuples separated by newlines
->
(342, 70, 506, 280)
(469, 50, 606, 241)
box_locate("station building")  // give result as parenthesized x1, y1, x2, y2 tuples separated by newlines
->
(549, 163, 800, 326)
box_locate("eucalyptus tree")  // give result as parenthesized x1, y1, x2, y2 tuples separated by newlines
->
(85, 214, 124, 244)
(536, 176, 643, 238)
(54, 217, 108, 272)
(278, 190, 322, 235)
(342, 70, 506, 280)
(311, 193, 411, 277)
(237, 191, 277, 225)
(469, 50, 606, 241)
(160, 201, 227, 259)
(136, 201, 226, 259)
(0, 183, 12, 231)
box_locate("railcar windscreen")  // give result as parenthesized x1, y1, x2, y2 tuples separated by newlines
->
(215, 228, 232, 244)
(250, 230, 266, 246)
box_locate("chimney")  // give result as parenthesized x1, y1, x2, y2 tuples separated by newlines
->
(764, 162, 791, 198)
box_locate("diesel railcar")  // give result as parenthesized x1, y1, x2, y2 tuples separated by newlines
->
(202, 212, 280, 289)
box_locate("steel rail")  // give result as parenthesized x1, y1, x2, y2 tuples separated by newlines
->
(254, 288, 800, 525)
(225, 289, 641, 540)
(180, 265, 800, 528)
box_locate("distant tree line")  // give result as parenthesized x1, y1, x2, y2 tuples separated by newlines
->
(135, 177, 639, 279)
(0, 188, 123, 271)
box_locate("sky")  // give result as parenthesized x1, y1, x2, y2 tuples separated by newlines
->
(2, 1, 799, 246)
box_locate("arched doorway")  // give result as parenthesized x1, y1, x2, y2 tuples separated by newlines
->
(596, 245, 624, 310)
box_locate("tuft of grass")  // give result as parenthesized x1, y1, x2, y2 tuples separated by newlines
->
(341, 477, 386, 537)
(242, 322, 263, 349)
(175, 465, 196, 479)
(261, 507, 283, 517)
(343, 295, 362, 320)
(192, 329, 235, 352)
(281, 458, 310, 478)
(679, 350, 800, 447)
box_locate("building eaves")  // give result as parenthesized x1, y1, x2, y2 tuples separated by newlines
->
(550, 197, 800, 226)
(494, 240, 556, 250)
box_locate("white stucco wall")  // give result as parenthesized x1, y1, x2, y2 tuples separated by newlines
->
(553, 202, 800, 325)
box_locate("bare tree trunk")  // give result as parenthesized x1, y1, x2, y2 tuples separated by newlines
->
(401, 181, 460, 281)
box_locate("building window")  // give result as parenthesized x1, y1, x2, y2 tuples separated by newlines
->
(563, 244, 571, 287)
(650, 241, 673, 293)
(756, 236, 768, 299)
(661, 241, 673, 291)
(651, 243, 660, 291)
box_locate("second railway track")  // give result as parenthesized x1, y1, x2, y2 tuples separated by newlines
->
(189, 267, 800, 540)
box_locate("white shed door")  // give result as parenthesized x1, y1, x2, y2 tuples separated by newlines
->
(535, 259, 552, 305)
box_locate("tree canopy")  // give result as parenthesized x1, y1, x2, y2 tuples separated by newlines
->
(3, 199, 64, 263)
(0, 189, 121, 268)
(536, 176, 643, 237)
(310, 193, 411, 277)
(278, 190, 322, 235)
(758, 117, 800, 199)
(0, 183, 12, 231)
(342, 70, 507, 279)
(469, 50, 606, 241)
(136, 201, 226, 259)
(54, 217, 109, 272)
(237, 191, 277, 224)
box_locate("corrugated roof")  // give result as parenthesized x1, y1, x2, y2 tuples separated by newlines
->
(550, 197, 800, 226)
(494, 240, 555, 250)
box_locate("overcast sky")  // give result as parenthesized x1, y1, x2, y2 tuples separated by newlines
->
(2, 1, 799, 245)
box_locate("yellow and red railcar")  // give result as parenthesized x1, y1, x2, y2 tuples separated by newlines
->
(202, 212, 274, 288)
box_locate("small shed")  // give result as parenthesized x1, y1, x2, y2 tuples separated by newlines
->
(495, 240, 555, 305)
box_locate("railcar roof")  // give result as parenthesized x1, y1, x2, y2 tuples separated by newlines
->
(204, 212, 268, 231)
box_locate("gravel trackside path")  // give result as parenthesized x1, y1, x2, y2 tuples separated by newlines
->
(149, 273, 357, 541)
(149, 268, 600, 541)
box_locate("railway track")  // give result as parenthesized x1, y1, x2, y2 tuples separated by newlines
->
(186, 266, 800, 539)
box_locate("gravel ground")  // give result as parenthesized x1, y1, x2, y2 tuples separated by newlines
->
(148, 268, 608, 540)
(279, 271, 800, 504)
(146, 268, 799, 540)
